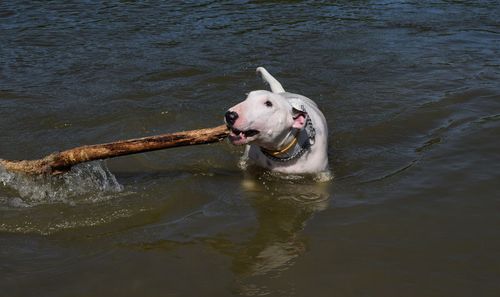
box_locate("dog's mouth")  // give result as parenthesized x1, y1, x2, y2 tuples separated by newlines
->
(228, 127, 260, 145)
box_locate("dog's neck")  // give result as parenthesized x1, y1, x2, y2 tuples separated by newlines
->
(259, 115, 316, 163)
(261, 128, 300, 156)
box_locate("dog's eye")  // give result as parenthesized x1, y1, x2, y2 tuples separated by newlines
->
(265, 100, 273, 107)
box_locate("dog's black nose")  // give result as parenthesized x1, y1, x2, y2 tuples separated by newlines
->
(225, 111, 238, 126)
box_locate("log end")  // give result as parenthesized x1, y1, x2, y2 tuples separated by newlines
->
(0, 155, 63, 176)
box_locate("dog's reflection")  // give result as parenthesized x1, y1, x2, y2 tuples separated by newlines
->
(123, 169, 332, 289)
(227, 171, 331, 277)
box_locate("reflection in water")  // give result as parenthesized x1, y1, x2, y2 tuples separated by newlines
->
(119, 171, 332, 295)
(223, 173, 331, 294)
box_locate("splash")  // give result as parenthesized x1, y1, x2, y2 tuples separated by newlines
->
(0, 161, 123, 207)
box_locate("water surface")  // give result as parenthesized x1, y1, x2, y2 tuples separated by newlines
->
(1, 1, 499, 296)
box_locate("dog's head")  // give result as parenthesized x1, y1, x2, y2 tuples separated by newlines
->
(225, 90, 307, 148)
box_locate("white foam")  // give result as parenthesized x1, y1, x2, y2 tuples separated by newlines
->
(0, 161, 123, 207)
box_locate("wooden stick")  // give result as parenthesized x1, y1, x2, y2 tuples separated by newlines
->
(0, 124, 229, 175)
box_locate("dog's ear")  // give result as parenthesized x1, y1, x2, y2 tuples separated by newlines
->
(290, 99, 308, 129)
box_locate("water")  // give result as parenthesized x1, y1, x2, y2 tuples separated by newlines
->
(1, 1, 499, 296)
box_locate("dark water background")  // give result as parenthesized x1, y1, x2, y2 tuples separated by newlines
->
(1, 1, 499, 296)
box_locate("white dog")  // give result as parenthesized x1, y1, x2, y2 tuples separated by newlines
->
(225, 67, 329, 174)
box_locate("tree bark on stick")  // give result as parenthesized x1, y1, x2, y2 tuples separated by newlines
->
(0, 124, 229, 175)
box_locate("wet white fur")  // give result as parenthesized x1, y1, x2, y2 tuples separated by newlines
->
(228, 67, 329, 174)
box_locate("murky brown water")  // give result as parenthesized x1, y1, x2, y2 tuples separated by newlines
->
(1, 1, 499, 296)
